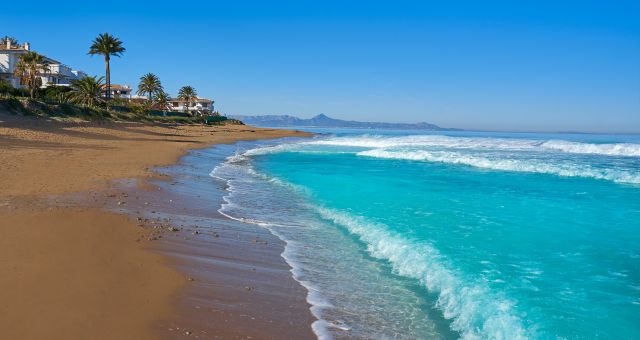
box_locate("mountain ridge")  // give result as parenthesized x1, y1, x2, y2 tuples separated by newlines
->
(230, 114, 459, 130)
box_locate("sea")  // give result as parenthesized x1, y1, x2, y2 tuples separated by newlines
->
(208, 128, 640, 339)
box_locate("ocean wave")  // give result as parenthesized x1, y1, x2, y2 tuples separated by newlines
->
(316, 207, 530, 340)
(308, 135, 640, 157)
(243, 143, 304, 156)
(309, 135, 536, 150)
(357, 149, 640, 184)
(539, 140, 640, 157)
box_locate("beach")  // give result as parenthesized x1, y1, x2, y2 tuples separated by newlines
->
(0, 112, 315, 339)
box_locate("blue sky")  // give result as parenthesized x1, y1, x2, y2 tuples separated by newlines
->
(3, 0, 639, 132)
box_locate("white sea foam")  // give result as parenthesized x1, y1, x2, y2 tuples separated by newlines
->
(540, 140, 640, 157)
(308, 135, 640, 158)
(309, 135, 536, 150)
(316, 207, 530, 340)
(357, 149, 640, 184)
(243, 143, 304, 156)
(212, 156, 334, 340)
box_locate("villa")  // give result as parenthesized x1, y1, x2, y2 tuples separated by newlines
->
(105, 84, 133, 99)
(0, 40, 87, 88)
(169, 97, 215, 115)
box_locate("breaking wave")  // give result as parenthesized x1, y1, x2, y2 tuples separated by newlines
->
(357, 149, 640, 184)
(308, 135, 640, 158)
(316, 207, 530, 340)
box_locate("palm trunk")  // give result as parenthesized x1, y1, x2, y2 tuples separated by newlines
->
(105, 56, 111, 100)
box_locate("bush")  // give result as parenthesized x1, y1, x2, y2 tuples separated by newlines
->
(0, 79, 30, 98)
(42, 85, 72, 103)
(204, 116, 228, 125)
(0, 98, 24, 114)
(0, 78, 13, 96)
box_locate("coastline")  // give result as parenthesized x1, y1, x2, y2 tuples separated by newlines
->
(0, 113, 314, 339)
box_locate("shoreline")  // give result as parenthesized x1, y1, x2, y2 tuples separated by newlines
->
(0, 113, 315, 339)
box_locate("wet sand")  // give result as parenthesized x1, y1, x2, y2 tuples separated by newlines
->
(0, 112, 314, 339)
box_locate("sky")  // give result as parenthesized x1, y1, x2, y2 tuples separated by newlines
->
(2, 0, 639, 133)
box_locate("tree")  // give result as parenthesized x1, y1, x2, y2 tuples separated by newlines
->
(177, 86, 197, 114)
(154, 91, 170, 115)
(0, 36, 19, 46)
(68, 76, 105, 108)
(14, 51, 49, 98)
(88, 33, 125, 100)
(136, 73, 163, 104)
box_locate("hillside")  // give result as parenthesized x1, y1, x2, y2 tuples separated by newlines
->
(229, 113, 457, 130)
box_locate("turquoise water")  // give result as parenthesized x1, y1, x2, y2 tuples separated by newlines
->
(212, 130, 640, 339)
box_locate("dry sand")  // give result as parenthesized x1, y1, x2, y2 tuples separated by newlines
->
(0, 112, 312, 339)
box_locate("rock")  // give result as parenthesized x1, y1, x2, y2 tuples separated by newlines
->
(187, 277, 195, 282)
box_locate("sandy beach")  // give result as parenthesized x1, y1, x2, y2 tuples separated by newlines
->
(0, 112, 314, 339)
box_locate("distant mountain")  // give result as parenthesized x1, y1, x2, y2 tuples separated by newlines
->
(230, 114, 458, 130)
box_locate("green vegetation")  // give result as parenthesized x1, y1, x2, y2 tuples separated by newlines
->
(68, 76, 105, 108)
(177, 86, 197, 113)
(0, 36, 19, 46)
(88, 33, 125, 100)
(0, 95, 235, 125)
(137, 73, 163, 104)
(154, 91, 171, 113)
(14, 51, 49, 99)
(1, 34, 235, 125)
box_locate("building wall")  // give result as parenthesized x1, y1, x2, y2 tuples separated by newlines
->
(0, 48, 86, 89)
(169, 101, 213, 112)
(0, 51, 23, 87)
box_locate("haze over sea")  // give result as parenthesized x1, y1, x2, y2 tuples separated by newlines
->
(211, 128, 640, 339)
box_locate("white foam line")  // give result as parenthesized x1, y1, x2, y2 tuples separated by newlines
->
(357, 149, 640, 185)
(212, 152, 333, 340)
(217, 206, 333, 340)
(306, 135, 640, 158)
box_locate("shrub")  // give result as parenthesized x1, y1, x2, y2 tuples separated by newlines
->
(42, 85, 72, 103)
(0, 78, 13, 96)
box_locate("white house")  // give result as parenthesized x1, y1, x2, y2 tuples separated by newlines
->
(169, 97, 215, 115)
(104, 84, 133, 99)
(0, 39, 86, 88)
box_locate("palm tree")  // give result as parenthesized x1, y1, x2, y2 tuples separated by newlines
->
(0, 36, 19, 46)
(68, 76, 105, 108)
(137, 73, 163, 104)
(14, 51, 49, 98)
(177, 86, 197, 114)
(88, 33, 125, 100)
(154, 91, 170, 115)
